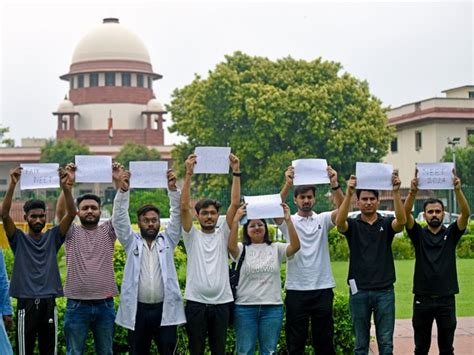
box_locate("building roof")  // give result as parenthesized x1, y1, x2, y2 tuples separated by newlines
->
(71, 18, 151, 64)
(442, 85, 474, 94)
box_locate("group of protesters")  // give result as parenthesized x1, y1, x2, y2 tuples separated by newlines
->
(0, 152, 470, 355)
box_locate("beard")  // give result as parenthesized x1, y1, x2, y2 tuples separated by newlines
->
(200, 222, 217, 231)
(299, 206, 313, 212)
(140, 227, 158, 240)
(29, 222, 45, 233)
(427, 218, 442, 228)
(79, 215, 100, 226)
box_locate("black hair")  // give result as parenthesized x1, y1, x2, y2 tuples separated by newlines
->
(423, 198, 445, 212)
(242, 219, 272, 246)
(23, 199, 46, 214)
(194, 199, 221, 214)
(76, 194, 101, 207)
(137, 204, 161, 219)
(356, 189, 379, 199)
(294, 185, 316, 198)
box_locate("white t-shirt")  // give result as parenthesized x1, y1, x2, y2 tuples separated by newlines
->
(183, 223, 233, 304)
(279, 211, 336, 290)
(233, 242, 288, 305)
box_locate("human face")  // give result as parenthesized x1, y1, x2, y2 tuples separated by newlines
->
(138, 211, 160, 240)
(78, 199, 101, 226)
(357, 191, 379, 216)
(25, 208, 46, 233)
(197, 205, 219, 232)
(246, 219, 266, 244)
(424, 202, 444, 228)
(294, 190, 315, 213)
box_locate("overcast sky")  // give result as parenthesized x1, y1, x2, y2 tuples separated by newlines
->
(0, 0, 472, 146)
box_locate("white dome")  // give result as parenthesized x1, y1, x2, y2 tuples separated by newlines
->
(71, 18, 151, 64)
(57, 98, 75, 113)
(146, 98, 165, 112)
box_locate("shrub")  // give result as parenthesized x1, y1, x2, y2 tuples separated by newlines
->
(457, 234, 474, 258)
(392, 236, 415, 260)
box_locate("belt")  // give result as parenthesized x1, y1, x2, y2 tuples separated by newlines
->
(137, 302, 163, 309)
(69, 298, 112, 304)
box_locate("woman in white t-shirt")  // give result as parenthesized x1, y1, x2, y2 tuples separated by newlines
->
(228, 203, 300, 355)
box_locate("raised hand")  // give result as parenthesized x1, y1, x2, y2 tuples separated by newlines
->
(9, 166, 22, 185)
(185, 154, 197, 176)
(234, 203, 247, 223)
(392, 169, 401, 192)
(229, 153, 240, 173)
(346, 175, 357, 196)
(453, 169, 461, 191)
(327, 165, 338, 187)
(282, 202, 291, 221)
(167, 169, 177, 190)
(285, 166, 294, 187)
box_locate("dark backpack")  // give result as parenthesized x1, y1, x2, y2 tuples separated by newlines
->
(229, 246, 246, 324)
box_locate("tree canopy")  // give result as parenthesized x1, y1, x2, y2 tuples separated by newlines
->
(114, 142, 161, 169)
(168, 51, 393, 190)
(442, 135, 474, 186)
(40, 138, 90, 166)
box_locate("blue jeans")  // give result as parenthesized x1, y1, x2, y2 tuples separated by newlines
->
(349, 286, 395, 355)
(234, 304, 283, 355)
(64, 299, 115, 355)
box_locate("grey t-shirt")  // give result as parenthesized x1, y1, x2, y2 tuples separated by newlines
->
(9, 225, 64, 298)
(233, 242, 288, 305)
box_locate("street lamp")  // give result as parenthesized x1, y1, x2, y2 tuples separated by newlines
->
(447, 137, 461, 216)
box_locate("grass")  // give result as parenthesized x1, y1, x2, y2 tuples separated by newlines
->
(331, 259, 474, 319)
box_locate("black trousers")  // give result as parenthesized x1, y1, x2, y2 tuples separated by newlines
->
(285, 289, 336, 355)
(15, 297, 56, 355)
(185, 300, 230, 355)
(128, 302, 177, 355)
(412, 295, 457, 355)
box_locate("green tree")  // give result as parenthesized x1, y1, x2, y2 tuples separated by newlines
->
(114, 142, 161, 169)
(0, 125, 14, 147)
(128, 189, 170, 224)
(168, 51, 393, 191)
(40, 138, 90, 166)
(442, 135, 474, 185)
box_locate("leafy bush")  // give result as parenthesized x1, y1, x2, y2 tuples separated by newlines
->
(457, 234, 474, 258)
(392, 236, 415, 260)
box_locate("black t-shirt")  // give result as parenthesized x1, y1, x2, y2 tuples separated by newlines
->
(407, 221, 464, 296)
(9, 225, 64, 298)
(343, 214, 396, 290)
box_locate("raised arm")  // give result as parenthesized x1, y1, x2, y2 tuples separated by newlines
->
(391, 170, 406, 232)
(275, 166, 293, 225)
(180, 154, 196, 233)
(453, 172, 470, 230)
(283, 203, 300, 257)
(163, 169, 182, 246)
(336, 175, 356, 233)
(404, 171, 418, 230)
(226, 154, 241, 227)
(112, 169, 135, 251)
(1, 167, 22, 239)
(229, 204, 246, 259)
(56, 162, 75, 222)
(328, 165, 344, 223)
(58, 167, 77, 238)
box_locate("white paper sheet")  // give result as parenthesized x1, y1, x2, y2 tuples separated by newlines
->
(75, 155, 112, 183)
(130, 161, 168, 188)
(292, 159, 330, 185)
(20, 163, 60, 190)
(194, 146, 231, 174)
(244, 194, 284, 219)
(417, 162, 454, 190)
(355, 162, 393, 190)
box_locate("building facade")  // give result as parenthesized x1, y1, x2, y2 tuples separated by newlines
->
(384, 85, 474, 185)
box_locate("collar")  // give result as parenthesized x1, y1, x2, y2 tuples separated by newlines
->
(294, 211, 316, 221)
(423, 224, 447, 236)
(356, 212, 384, 224)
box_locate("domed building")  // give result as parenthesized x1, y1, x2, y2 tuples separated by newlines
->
(54, 18, 167, 147)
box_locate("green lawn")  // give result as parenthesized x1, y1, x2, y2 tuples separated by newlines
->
(331, 259, 474, 319)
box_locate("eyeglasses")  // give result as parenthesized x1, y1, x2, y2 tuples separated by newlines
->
(248, 223, 265, 229)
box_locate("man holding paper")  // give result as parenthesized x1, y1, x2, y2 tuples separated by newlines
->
(336, 172, 406, 355)
(112, 167, 186, 354)
(278, 164, 343, 355)
(180, 153, 240, 355)
(404, 171, 470, 355)
(56, 162, 122, 355)
(1, 166, 76, 355)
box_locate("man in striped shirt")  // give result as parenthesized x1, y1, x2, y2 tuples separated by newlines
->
(56, 163, 122, 355)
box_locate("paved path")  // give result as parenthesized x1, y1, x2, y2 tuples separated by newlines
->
(369, 317, 474, 354)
